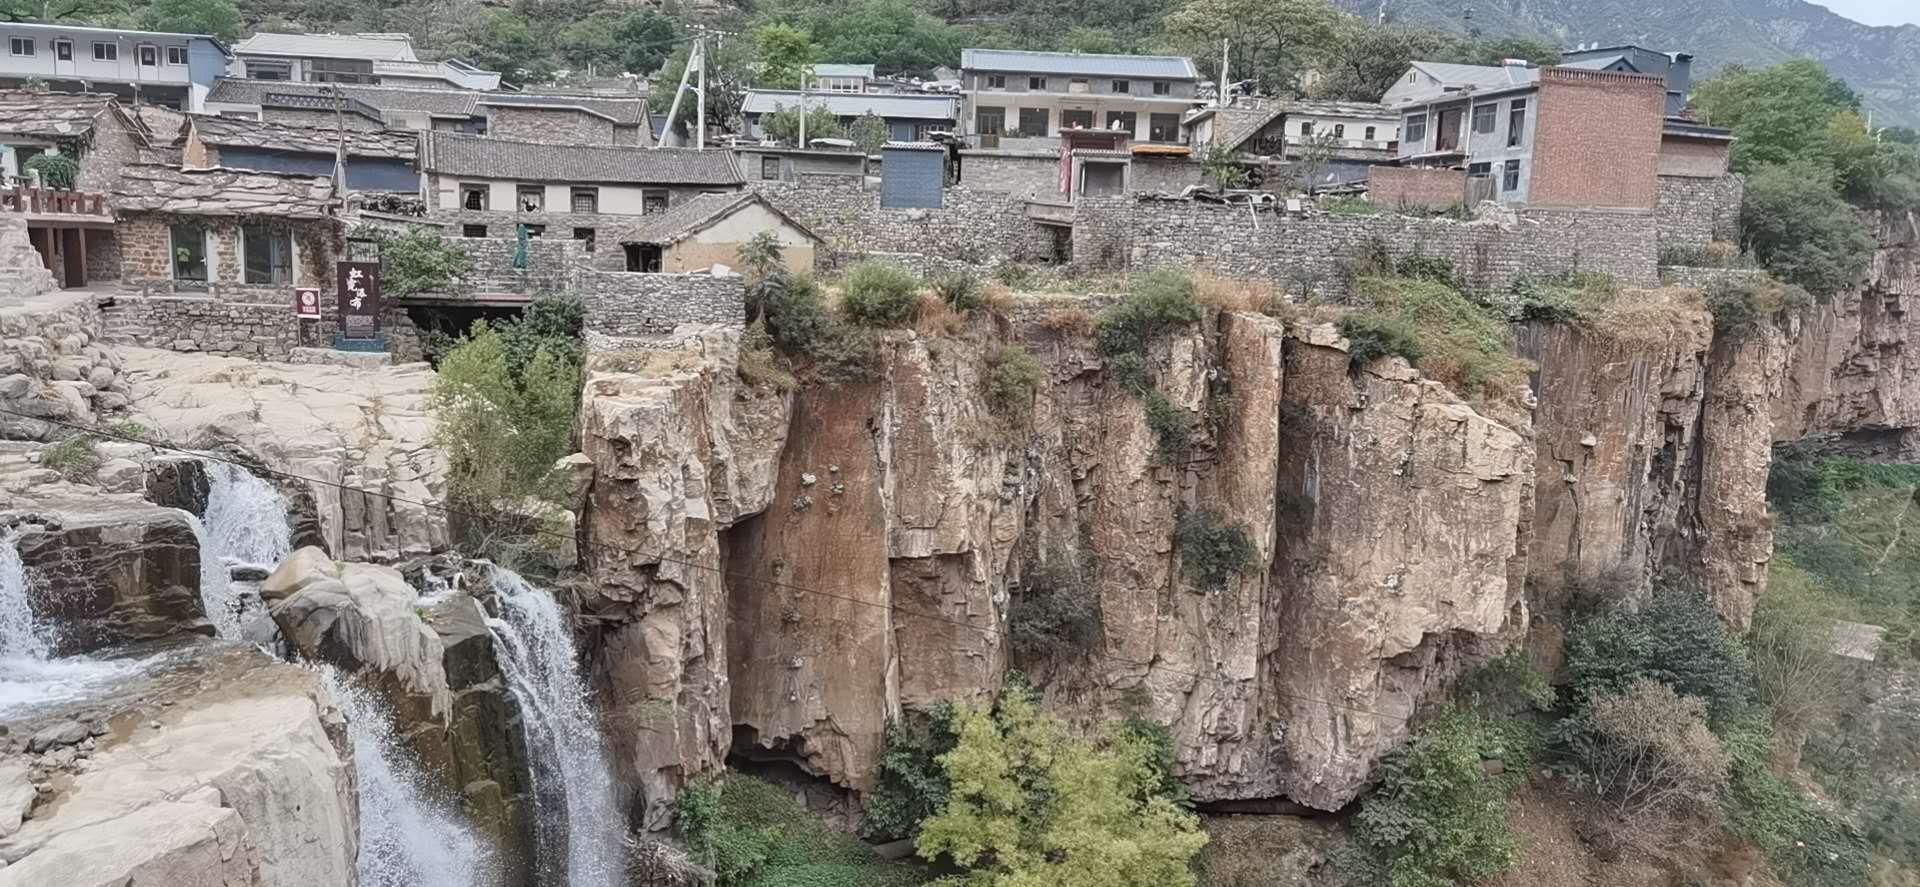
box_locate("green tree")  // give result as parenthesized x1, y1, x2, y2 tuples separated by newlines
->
(429, 320, 580, 508)
(557, 9, 678, 75)
(0, 0, 121, 23)
(456, 8, 551, 82)
(760, 0, 963, 73)
(139, 0, 240, 40)
(1314, 21, 1450, 102)
(1163, 0, 1342, 96)
(915, 684, 1209, 886)
(753, 22, 819, 88)
(1740, 162, 1874, 296)
(760, 102, 843, 145)
(849, 111, 890, 154)
(1693, 59, 1859, 174)
(649, 39, 751, 128)
(1341, 710, 1530, 887)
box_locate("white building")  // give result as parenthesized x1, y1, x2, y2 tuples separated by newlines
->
(959, 48, 1201, 148)
(0, 22, 229, 111)
(230, 32, 500, 91)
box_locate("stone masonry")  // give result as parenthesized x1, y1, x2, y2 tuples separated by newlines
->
(755, 177, 1053, 269)
(1655, 173, 1744, 250)
(576, 271, 745, 336)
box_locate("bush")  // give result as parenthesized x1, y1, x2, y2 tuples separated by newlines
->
(1174, 509, 1258, 593)
(1560, 588, 1755, 725)
(1341, 709, 1530, 887)
(379, 226, 471, 297)
(1741, 162, 1874, 296)
(839, 261, 924, 328)
(737, 230, 786, 282)
(984, 345, 1043, 424)
(675, 773, 924, 887)
(759, 272, 880, 384)
(931, 272, 983, 312)
(38, 434, 101, 484)
(1573, 678, 1732, 818)
(1507, 271, 1622, 324)
(862, 703, 959, 841)
(1338, 313, 1424, 368)
(1393, 253, 1456, 284)
(1141, 389, 1190, 464)
(1347, 274, 1529, 397)
(430, 322, 580, 508)
(1455, 649, 1556, 714)
(1008, 557, 1102, 662)
(1703, 276, 1811, 336)
(497, 293, 584, 381)
(23, 151, 77, 190)
(1320, 195, 1379, 215)
(1094, 269, 1204, 391)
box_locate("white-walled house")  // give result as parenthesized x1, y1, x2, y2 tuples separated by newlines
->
(0, 22, 229, 111)
(959, 49, 1201, 148)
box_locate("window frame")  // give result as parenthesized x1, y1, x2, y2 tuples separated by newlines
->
(241, 223, 295, 286)
(168, 223, 208, 283)
(461, 224, 488, 237)
(1501, 159, 1521, 192)
(137, 44, 158, 67)
(1104, 109, 1136, 135)
(1111, 79, 1130, 94)
(1152, 81, 1170, 96)
(1403, 113, 1427, 149)
(1507, 99, 1528, 148)
(8, 37, 33, 57)
(515, 185, 545, 213)
(1028, 76, 1046, 91)
(92, 42, 117, 62)
(760, 155, 781, 180)
(1364, 125, 1376, 141)
(641, 189, 669, 214)
(1471, 103, 1496, 135)
(974, 106, 1006, 136)
(1017, 107, 1049, 137)
(1060, 109, 1094, 130)
(572, 227, 595, 252)
(985, 74, 1006, 89)
(1148, 112, 1180, 143)
(570, 186, 599, 214)
(1299, 120, 1313, 136)
(458, 183, 489, 211)
(165, 45, 187, 65)
(53, 39, 71, 61)
(1333, 123, 1345, 139)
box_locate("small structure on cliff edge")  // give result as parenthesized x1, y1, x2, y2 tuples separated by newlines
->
(606, 190, 821, 274)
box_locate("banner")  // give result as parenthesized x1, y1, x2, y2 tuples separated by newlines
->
(335, 262, 381, 341)
(294, 287, 321, 319)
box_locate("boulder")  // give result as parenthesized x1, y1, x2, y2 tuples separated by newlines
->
(0, 765, 32, 838)
(12, 507, 205, 656)
(94, 459, 144, 493)
(263, 546, 452, 721)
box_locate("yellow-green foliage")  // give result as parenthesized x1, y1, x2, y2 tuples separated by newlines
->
(1344, 274, 1529, 397)
(915, 684, 1208, 887)
(430, 323, 579, 507)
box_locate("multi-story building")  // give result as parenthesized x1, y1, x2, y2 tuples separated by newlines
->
(958, 49, 1200, 148)
(230, 32, 500, 91)
(812, 64, 876, 94)
(1561, 44, 1694, 116)
(0, 22, 229, 110)
(202, 80, 652, 145)
(740, 90, 959, 143)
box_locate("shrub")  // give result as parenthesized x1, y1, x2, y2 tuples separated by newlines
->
(675, 772, 923, 886)
(1575, 678, 1732, 818)
(984, 345, 1043, 424)
(1740, 162, 1874, 296)
(1703, 276, 1812, 336)
(1008, 557, 1102, 662)
(38, 434, 101, 484)
(736, 230, 786, 282)
(497, 293, 584, 381)
(430, 322, 580, 508)
(1094, 268, 1204, 391)
(862, 702, 959, 841)
(931, 272, 983, 312)
(992, 261, 1034, 289)
(1345, 274, 1529, 397)
(1393, 253, 1456, 284)
(1338, 313, 1424, 368)
(1141, 389, 1190, 464)
(1560, 588, 1755, 725)
(1455, 649, 1555, 714)
(737, 320, 797, 392)
(1721, 719, 1873, 887)
(1174, 509, 1258, 593)
(915, 683, 1208, 886)
(758, 272, 880, 383)
(1507, 271, 1622, 324)
(23, 151, 77, 190)
(839, 261, 924, 328)
(1320, 195, 1379, 215)
(380, 226, 471, 297)
(1341, 709, 1530, 887)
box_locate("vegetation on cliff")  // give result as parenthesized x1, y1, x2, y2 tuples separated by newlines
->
(675, 773, 925, 886)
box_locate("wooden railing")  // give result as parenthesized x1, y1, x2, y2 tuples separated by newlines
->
(0, 186, 111, 216)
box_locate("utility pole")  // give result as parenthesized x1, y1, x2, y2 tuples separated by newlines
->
(694, 36, 707, 150)
(1217, 38, 1229, 108)
(655, 38, 697, 149)
(797, 64, 808, 148)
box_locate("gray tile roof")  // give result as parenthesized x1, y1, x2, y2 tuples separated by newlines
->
(959, 48, 1197, 80)
(1283, 99, 1395, 119)
(1408, 61, 1541, 92)
(420, 132, 741, 185)
(813, 64, 875, 79)
(207, 79, 481, 116)
(0, 90, 114, 140)
(233, 32, 418, 62)
(189, 114, 418, 159)
(611, 191, 819, 246)
(113, 163, 337, 218)
(476, 92, 649, 125)
(741, 89, 958, 119)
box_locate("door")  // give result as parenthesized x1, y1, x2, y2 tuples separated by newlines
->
(60, 228, 85, 287)
(1435, 107, 1464, 153)
(52, 39, 76, 78)
(1081, 161, 1125, 197)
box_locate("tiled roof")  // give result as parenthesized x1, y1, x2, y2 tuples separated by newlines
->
(0, 91, 114, 140)
(207, 79, 480, 116)
(741, 89, 958, 119)
(476, 92, 650, 125)
(189, 114, 418, 159)
(1284, 99, 1395, 119)
(420, 132, 741, 185)
(959, 49, 1197, 79)
(134, 105, 187, 143)
(1407, 61, 1541, 92)
(813, 64, 875, 78)
(612, 191, 818, 247)
(233, 32, 418, 62)
(112, 164, 337, 218)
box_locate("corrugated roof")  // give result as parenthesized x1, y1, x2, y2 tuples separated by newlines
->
(112, 163, 337, 218)
(959, 48, 1197, 79)
(476, 92, 649, 125)
(0, 90, 113, 140)
(233, 32, 418, 62)
(813, 64, 875, 78)
(189, 114, 417, 159)
(612, 191, 819, 246)
(741, 89, 958, 119)
(420, 132, 741, 185)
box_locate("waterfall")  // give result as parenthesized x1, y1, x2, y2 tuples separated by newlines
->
(0, 530, 47, 661)
(190, 461, 294, 639)
(487, 566, 624, 887)
(0, 531, 150, 718)
(326, 670, 496, 887)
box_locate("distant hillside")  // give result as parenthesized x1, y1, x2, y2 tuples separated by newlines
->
(1334, 0, 1920, 125)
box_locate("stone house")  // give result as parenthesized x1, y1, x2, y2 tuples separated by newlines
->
(182, 114, 418, 192)
(602, 190, 820, 273)
(202, 79, 651, 145)
(0, 91, 161, 287)
(111, 163, 341, 295)
(740, 90, 959, 143)
(959, 48, 1200, 148)
(1184, 97, 1398, 189)
(735, 145, 867, 184)
(229, 32, 499, 91)
(0, 22, 230, 111)
(418, 132, 743, 254)
(1381, 61, 1668, 209)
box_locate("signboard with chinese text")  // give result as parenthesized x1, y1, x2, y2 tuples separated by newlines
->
(294, 287, 321, 319)
(335, 262, 381, 341)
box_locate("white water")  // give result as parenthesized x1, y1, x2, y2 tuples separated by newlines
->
(487, 566, 624, 887)
(190, 461, 294, 639)
(326, 670, 496, 887)
(0, 531, 47, 661)
(0, 531, 152, 719)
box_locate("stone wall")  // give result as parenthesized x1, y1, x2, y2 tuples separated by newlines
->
(576, 270, 745, 336)
(1368, 166, 1467, 209)
(1130, 156, 1202, 195)
(117, 213, 342, 301)
(74, 110, 147, 195)
(1655, 174, 1743, 250)
(99, 294, 421, 362)
(958, 151, 1058, 198)
(486, 106, 616, 145)
(0, 291, 131, 441)
(447, 236, 586, 296)
(756, 178, 1051, 269)
(0, 217, 54, 301)
(1072, 196, 1662, 295)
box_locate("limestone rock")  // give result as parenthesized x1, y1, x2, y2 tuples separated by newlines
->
(263, 546, 453, 720)
(12, 507, 205, 656)
(94, 458, 144, 493)
(0, 765, 32, 838)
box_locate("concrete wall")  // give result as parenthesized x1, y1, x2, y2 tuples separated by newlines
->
(575, 270, 744, 336)
(1655, 174, 1744, 250)
(1368, 166, 1466, 209)
(1530, 68, 1666, 210)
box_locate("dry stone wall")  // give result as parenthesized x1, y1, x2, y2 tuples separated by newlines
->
(0, 292, 131, 441)
(755, 178, 1054, 269)
(576, 271, 745, 337)
(1655, 174, 1743, 250)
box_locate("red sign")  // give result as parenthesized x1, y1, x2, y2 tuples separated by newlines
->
(294, 287, 321, 319)
(335, 262, 382, 341)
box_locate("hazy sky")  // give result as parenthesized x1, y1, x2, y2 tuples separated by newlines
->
(1815, 0, 1920, 27)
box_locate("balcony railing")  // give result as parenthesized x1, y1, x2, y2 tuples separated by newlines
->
(0, 186, 111, 216)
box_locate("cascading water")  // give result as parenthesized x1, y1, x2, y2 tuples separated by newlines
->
(0, 530, 148, 717)
(325, 669, 496, 887)
(0, 530, 48, 662)
(189, 460, 294, 639)
(487, 566, 624, 887)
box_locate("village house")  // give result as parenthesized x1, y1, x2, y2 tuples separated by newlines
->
(111, 163, 341, 294)
(418, 131, 743, 251)
(602, 190, 820, 273)
(1184, 97, 1399, 189)
(958, 49, 1200, 148)
(740, 89, 960, 144)
(201, 79, 652, 145)
(181, 114, 418, 192)
(0, 22, 229, 111)
(0, 91, 164, 288)
(734, 145, 868, 183)
(229, 32, 500, 91)
(1379, 60, 1671, 209)
(811, 63, 876, 94)
(1561, 44, 1694, 116)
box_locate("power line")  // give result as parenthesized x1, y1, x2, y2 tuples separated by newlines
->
(0, 405, 1415, 727)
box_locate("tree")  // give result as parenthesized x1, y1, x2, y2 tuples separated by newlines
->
(760, 0, 962, 73)
(455, 8, 551, 82)
(752, 22, 818, 88)
(759, 102, 842, 145)
(1741, 162, 1874, 296)
(1314, 21, 1450, 102)
(649, 39, 751, 128)
(1578, 679, 1732, 818)
(557, 9, 677, 76)
(429, 317, 580, 509)
(915, 683, 1208, 886)
(848, 112, 889, 154)
(1694, 59, 1860, 174)
(139, 0, 240, 40)
(1342, 709, 1529, 887)
(1163, 0, 1343, 97)
(0, 0, 121, 23)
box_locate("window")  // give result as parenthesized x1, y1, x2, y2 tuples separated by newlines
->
(1502, 159, 1521, 192)
(986, 74, 1006, 89)
(54, 40, 71, 61)
(1403, 113, 1426, 148)
(1029, 76, 1046, 91)
(1333, 123, 1345, 138)
(1148, 113, 1180, 143)
(308, 58, 375, 84)
(138, 45, 157, 66)
(1299, 120, 1313, 136)
(570, 187, 598, 214)
(573, 228, 595, 252)
(641, 190, 669, 214)
(462, 224, 488, 237)
(1017, 107, 1049, 136)
(169, 224, 206, 282)
(516, 185, 544, 212)
(1152, 81, 1170, 96)
(459, 183, 488, 211)
(974, 106, 1005, 136)
(625, 243, 662, 273)
(1111, 79, 1130, 94)
(1060, 109, 1094, 130)
(1104, 110, 1135, 135)
(1364, 125, 1376, 141)
(246, 60, 290, 80)
(760, 155, 781, 180)
(1507, 99, 1527, 148)
(92, 42, 117, 62)
(523, 224, 545, 237)
(8, 37, 32, 57)
(166, 46, 187, 65)
(1471, 103, 1496, 135)
(1467, 161, 1492, 177)
(242, 225, 293, 285)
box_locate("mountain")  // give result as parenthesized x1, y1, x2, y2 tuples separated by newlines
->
(1334, 0, 1920, 125)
